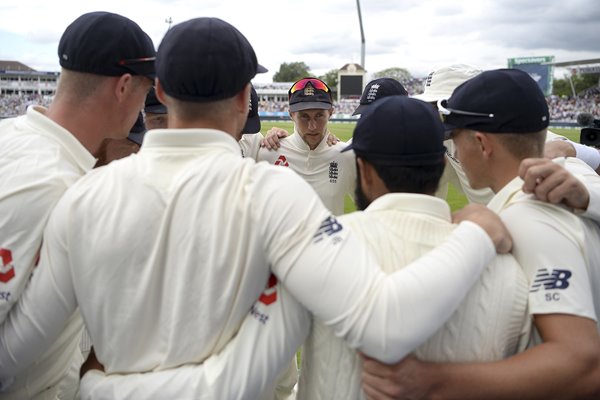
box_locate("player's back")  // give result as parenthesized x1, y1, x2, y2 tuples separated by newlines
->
(297, 193, 530, 400)
(59, 129, 300, 373)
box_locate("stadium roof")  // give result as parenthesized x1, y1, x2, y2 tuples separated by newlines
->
(0, 60, 36, 72)
(543, 58, 600, 67)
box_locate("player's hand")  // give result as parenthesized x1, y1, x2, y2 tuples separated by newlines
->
(452, 204, 512, 253)
(520, 157, 590, 210)
(261, 127, 289, 150)
(361, 354, 431, 400)
(326, 132, 340, 146)
(544, 140, 576, 159)
(80, 347, 105, 378)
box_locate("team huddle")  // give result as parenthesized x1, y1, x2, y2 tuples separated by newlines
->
(0, 11, 599, 400)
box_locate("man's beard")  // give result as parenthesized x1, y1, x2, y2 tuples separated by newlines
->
(354, 166, 371, 211)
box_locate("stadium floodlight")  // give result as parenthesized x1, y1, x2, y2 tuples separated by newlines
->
(356, 0, 365, 69)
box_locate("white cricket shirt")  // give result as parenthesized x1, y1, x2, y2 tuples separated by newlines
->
(298, 193, 530, 400)
(487, 158, 600, 338)
(256, 131, 355, 215)
(0, 105, 95, 399)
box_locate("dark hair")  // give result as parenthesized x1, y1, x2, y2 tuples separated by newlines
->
(362, 157, 446, 195)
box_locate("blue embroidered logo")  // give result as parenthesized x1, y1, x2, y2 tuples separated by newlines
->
(530, 268, 572, 292)
(313, 216, 343, 243)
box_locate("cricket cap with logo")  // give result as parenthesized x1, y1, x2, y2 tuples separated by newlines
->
(58, 12, 156, 79)
(156, 17, 267, 102)
(412, 64, 482, 103)
(288, 78, 333, 112)
(352, 78, 408, 116)
(342, 95, 446, 166)
(441, 68, 550, 135)
(243, 84, 261, 134)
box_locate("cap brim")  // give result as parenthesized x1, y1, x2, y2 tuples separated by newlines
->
(289, 102, 332, 112)
(127, 132, 145, 145)
(243, 115, 261, 134)
(352, 104, 368, 116)
(411, 92, 442, 103)
(257, 64, 268, 74)
(144, 104, 167, 114)
(123, 61, 156, 80)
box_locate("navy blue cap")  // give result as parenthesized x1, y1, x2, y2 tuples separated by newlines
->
(442, 68, 549, 134)
(58, 12, 156, 79)
(343, 96, 445, 165)
(288, 78, 333, 112)
(128, 112, 146, 145)
(352, 78, 408, 116)
(243, 84, 261, 134)
(144, 87, 167, 114)
(156, 17, 267, 102)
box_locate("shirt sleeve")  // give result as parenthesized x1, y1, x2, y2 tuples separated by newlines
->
(501, 201, 596, 321)
(254, 166, 497, 363)
(564, 157, 600, 222)
(0, 194, 79, 380)
(79, 284, 310, 400)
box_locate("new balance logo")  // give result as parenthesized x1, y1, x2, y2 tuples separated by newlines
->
(313, 216, 343, 243)
(530, 268, 572, 292)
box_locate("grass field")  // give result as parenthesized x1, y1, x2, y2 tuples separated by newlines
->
(260, 121, 580, 213)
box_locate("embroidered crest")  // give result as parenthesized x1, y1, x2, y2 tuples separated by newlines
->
(304, 83, 315, 96)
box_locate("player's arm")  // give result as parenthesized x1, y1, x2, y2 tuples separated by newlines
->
(261, 127, 289, 150)
(520, 157, 600, 222)
(79, 284, 310, 400)
(362, 315, 600, 400)
(258, 168, 510, 363)
(544, 137, 600, 174)
(0, 195, 79, 382)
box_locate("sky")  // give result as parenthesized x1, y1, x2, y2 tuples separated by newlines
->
(0, 0, 599, 82)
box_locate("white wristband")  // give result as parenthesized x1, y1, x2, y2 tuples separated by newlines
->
(573, 142, 600, 170)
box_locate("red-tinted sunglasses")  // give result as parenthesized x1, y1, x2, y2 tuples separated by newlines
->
(289, 78, 330, 94)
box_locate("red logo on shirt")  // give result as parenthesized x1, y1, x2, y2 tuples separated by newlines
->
(258, 273, 278, 305)
(274, 155, 289, 167)
(0, 249, 15, 283)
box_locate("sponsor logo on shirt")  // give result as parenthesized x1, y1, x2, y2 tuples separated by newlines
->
(0, 248, 15, 283)
(0, 291, 10, 302)
(274, 155, 289, 167)
(329, 161, 339, 183)
(530, 268, 572, 292)
(259, 274, 278, 306)
(313, 216, 343, 243)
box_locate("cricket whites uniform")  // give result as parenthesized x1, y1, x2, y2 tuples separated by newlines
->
(297, 193, 530, 400)
(0, 106, 95, 399)
(257, 131, 355, 215)
(239, 133, 264, 159)
(1, 129, 499, 399)
(487, 157, 600, 341)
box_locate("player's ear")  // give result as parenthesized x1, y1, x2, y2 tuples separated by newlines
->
(356, 157, 374, 188)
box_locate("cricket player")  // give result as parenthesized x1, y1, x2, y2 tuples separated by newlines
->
(0, 12, 154, 399)
(362, 69, 600, 400)
(256, 77, 355, 215)
(0, 17, 511, 400)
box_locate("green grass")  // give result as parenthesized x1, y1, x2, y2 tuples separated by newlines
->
(260, 122, 581, 213)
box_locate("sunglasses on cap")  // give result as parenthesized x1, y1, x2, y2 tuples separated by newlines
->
(289, 78, 330, 94)
(437, 99, 494, 119)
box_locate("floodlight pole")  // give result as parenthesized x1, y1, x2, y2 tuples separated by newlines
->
(356, 0, 365, 69)
(165, 17, 173, 31)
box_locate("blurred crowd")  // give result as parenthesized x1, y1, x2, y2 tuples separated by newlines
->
(2, 89, 599, 122)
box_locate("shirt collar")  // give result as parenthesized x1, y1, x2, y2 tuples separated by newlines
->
(365, 192, 452, 222)
(487, 176, 527, 213)
(21, 106, 96, 172)
(141, 128, 241, 155)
